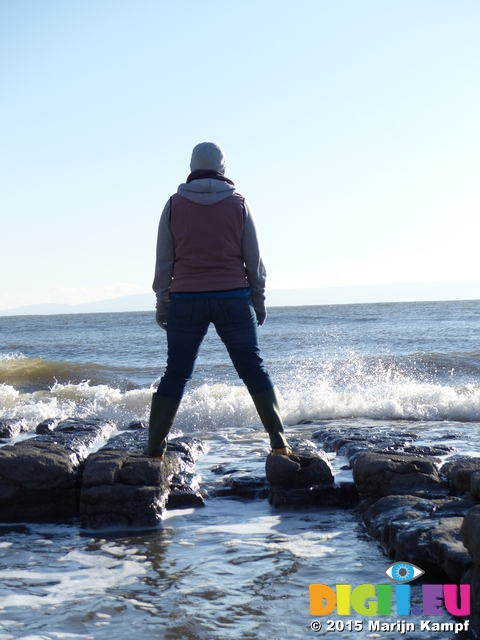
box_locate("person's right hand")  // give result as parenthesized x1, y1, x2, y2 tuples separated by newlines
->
(256, 309, 267, 326)
(155, 306, 168, 330)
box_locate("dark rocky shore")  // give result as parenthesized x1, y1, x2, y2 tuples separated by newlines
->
(1, 418, 479, 629)
(310, 425, 480, 630)
(0, 418, 206, 527)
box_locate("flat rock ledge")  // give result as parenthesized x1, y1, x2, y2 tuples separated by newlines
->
(352, 451, 448, 499)
(101, 428, 207, 513)
(0, 440, 80, 521)
(311, 424, 480, 632)
(80, 450, 179, 529)
(0, 419, 207, 528)
(442, 456, 480, 501)
(350, 449, 480, 585)
(265, 448, 358, 509)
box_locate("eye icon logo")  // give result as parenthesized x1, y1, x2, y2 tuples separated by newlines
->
(385, 562, 424, 583)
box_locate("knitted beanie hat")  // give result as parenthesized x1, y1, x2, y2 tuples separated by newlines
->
(190, 142, 227, 174)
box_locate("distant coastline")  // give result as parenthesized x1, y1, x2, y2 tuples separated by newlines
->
(1, 280, 479, 316)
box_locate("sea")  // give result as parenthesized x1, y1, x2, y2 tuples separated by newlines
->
(0, 300, 479, 640)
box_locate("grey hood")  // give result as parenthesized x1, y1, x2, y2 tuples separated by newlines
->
(177, 178, 235, 206)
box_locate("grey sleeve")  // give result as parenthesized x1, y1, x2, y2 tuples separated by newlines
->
(152, 199, 175, 312)
(242, 200, 267, 314)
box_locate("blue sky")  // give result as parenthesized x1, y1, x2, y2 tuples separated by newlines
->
(1, 1, 479, 310)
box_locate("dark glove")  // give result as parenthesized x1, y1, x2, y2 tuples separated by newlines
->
(155, 298, 169, 331)
(156, 309, 167, 330)
(255, 309, 267, 327)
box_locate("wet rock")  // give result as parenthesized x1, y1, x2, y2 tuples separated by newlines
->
(0, 418, 116, 524)
(104, 431, 206, 479)
(441, 456, 480, 497)
(0, 440, 80, 522)
(352, 451, 447, 499)
(428, 517, 474, 583)
(80, 427, 207, 529)
(265, 450, 334, 488)
(264, 449, 357, 509)
(362, 495, 473, 583)
(80, 450, 179, 529)
(36, 418, 58, 434)
(167, 487, 205, 509)
(397, 515, 472, 584)
(471, 472, 480, 502)
(32, 418, 117, 461)
(227, 473, 270, 499)
(210, 464, 243, 476)
(461, 505, 480, 564)
(207, 466, 270, 499)
(102, 427, 207, 465)
(167, 438, 208, 465)
(167, 472, 205, 509)
(210, 449, 329, 502)
(0, 422, 25, 440)
(127, 421, 146, 430)
(0, 417, 206, 524)
(311, 425, 455, 460)
(401, 444, 455, 457)
(362, 494, 433, 546)
(100, 426, 149, 453)
(463, 564, 480, 633)
(287, 438, 320, 453)
(312, 426, 420, 457)
(269, 482, 359, 509)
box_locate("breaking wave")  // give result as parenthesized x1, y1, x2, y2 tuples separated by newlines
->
(2, 340, 480, 439)
(1, 376, 479, 439)
(0, 354, 147, 391)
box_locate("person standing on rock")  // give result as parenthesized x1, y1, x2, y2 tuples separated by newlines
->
(144, 141, 291, 460)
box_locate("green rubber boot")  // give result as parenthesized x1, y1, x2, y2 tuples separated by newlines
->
(144, 394, 181, 459)
(251, 388, 292, 455)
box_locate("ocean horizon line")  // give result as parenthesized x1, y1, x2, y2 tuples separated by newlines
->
(1, 280, 480, 317)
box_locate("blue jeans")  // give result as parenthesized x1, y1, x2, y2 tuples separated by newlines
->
(157, 295, 274, 399)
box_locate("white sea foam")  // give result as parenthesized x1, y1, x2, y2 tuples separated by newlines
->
(4, 635, 94, 640)
(0, 385, 19, 406)
(176, 379, 480, 431)
(222, 523, 342, 559)
(1, 376, 480, 439)
(224, 534, 338, 559)
(0, 353, 27, 362)
(0, 548, 147, 611)
(194, 513, 283, 536)
(0, 383, 153, 432)
(278, 379, 480, 423)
